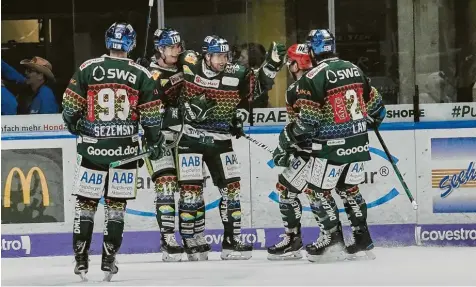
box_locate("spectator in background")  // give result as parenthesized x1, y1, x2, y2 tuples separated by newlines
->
(1, 59, 26, 115)
(233, 42, 275, 109)
(20, 56, 59, 114)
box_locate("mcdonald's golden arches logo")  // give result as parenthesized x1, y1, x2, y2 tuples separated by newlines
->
(3, 167, 50, 208)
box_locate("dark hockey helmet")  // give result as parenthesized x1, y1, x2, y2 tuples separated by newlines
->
(105, 22, 137, 53)
(153, 28, 184, 52)
(306, 29, 336, 57)
(287, 44, 313, 70)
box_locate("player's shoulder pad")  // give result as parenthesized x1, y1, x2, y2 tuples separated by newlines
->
(129, 61, 153, 78)
(181, 50, 199, 65)
(79, 57, 105, 71)
(305, 62, 329, 79)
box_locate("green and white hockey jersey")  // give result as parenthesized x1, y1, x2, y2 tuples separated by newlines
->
(292, 57, 384, 164)
(62, 55, 164, 165)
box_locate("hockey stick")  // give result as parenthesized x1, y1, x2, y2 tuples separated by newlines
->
(373, 126, 418, 210)
(142, 0, 154, 59)
(109, 128, 184, 168)
(243, 133, 274, 153)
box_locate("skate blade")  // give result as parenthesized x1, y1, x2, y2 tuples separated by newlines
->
(267, 250, 303, 261)
(197, 251, 209, 261)
(162, 251, 183, 262)
(103, 271, 115, 282)
(307, 251, 347, 263)
(77, 271, 88, 282)
(186, 253, 200, 261)
(220, 250, 252, 260)
(346, 250, 376, 261)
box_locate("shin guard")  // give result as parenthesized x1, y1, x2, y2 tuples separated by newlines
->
(154, 175, 178, 233)
(304, 185, 340, 231)
(103, 199, 126, 256)
(337, 185, 368, 227)
(73, 196, 98, 255)
(277, 182, 302, 232)
(178, 184, 202, 239)
(218, 182, 242, 236)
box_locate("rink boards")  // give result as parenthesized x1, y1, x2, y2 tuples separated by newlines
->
(1, 109, 476, 257)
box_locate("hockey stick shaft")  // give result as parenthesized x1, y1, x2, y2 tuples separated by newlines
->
(142, 0, 154, 59)
(111, 131, 269, 168)
(374, 127, 418, 210)
(243, 134, 274, 153)
(109, 150, 150, 168)
(109, 134, 182, 169)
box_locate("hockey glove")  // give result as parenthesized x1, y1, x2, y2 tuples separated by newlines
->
(273, 124, 298, 167)
(146, 133, 167, 161)
(367, 105, 386, 129)
(62, 114, 80, 136)
(273, 146, 294, 167)
(263, 42, 286, 76)
(230, 111, 246, 139)
(183, 94, 217, 123)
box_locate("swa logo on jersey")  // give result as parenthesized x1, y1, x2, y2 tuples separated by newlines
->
(92, 66, 137, 84)
(107, 69, 137, 84)
(326, 67, 361, 83)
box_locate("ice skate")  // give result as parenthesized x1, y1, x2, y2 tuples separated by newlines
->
(345, 225, 376, 261)
(221, 234, 253, 260)
(101, 254, 118, 282)
(161, 233, 184, 262)
(101, 243, 118, 282)
(267, 229, 303, 260)
(73, 253, 89, 282)
(183, 237, 201, 261)
(306, 224, 347, 263)
(194, 233, 211, 261)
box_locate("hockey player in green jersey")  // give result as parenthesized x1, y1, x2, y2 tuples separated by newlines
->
(272, 29, 386, 263)
(267, 43, 315, 260)
(143, 27, 186, 262)
(168, 35, 285, 260)
(62, 22, 166, 281)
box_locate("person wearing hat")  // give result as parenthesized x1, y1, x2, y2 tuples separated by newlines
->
(20, 56, 59, 114)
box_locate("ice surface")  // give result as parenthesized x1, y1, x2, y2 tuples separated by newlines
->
(2, 247, 475, 286)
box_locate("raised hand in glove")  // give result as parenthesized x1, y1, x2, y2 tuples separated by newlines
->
(182, 94, 217, 123)
(272, 124, 297, 167)
(230, 110, 246, 139)
(264, 42, 287, 72)
(146, 133, 167, 160)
